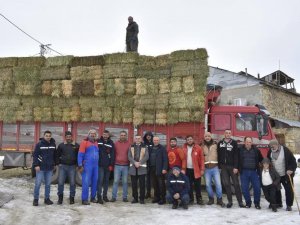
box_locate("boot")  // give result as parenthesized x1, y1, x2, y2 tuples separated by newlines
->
(33, 199, 39, 206)
(207, 198, 214, 205)
(44, 198, 53, 205)
(57, 195, 63, 205)
(226, 202, 233, 208)
(196, 197, 204, 205)
(70, 197, 75, 205)
(172, 200, 178, 209)
(97, 196, 104, 204)
(217, 198, 225, 207)
(103, 196, 109, 202)
(271, 204, 277, 212)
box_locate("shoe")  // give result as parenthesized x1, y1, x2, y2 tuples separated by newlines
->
(82, 200, 90, 205)
(152, 198, 160, 203)
(140, 200, 145, 204)
(70, 197, 75, 205)
(110, 198, 116, 202)
(196, 198, 204, 205)
(97, 198, 104, 204)
(239, 203, 246, 208)
(90, 199, 98, 203)
(44, 198, 53, 205)
(172, 201, 178, 209)
(145, 193, 151, 199)
(207, 198, 214, 205)
(255, 204, 261, 210)
(57, 195, 63, 205)
(226, 202, 233, 208)
(189, 199, 194, 205)
(158, 199, 166, 205)
(286, 206, 292, 211)
(277, 204, 283, 208)
(271, 205, 277, 212)
(245, 204, 251, 208)
(217, 198, 225, 208)
(123, 198, 128, 202)
(103, 196, 109, 202)
(131, 199, 138, 204)
(182, 204, 188, 210)
(33, 199, 39, 206)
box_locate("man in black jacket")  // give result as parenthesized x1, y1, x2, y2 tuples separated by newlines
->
(143, 131, 153, 198)
(126, 16, 139, 52)
(217, 129, 245, 208)
(56, 131, 79, 205)
(33, 130, 56, 206)
(97, 130, 115, 204)
(149, 136, 168, 205)
(267, 139, 297, 211)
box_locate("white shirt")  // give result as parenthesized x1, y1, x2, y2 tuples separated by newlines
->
(187, 146, 193, 169)
(262, 170, 273, 186)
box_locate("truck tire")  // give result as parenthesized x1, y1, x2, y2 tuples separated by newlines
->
(75, 170, 82, 186)
(51, 166, 59, 184)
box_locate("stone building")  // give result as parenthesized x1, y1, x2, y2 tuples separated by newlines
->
(208, 67, 300, 153)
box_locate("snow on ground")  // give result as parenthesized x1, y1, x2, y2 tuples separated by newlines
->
(0, 158, 300, 225)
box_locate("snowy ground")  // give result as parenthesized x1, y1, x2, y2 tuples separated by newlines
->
(0, 156, 300, 225)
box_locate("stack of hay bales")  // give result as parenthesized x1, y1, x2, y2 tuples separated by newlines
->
(0, 49, 208, 125)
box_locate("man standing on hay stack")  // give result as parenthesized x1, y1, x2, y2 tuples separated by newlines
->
(126, 16, 139, 52)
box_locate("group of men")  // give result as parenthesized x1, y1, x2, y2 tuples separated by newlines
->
(32, 129, 297, 212)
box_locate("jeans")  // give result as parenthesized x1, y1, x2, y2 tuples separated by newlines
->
(57, 164, 76, 197)
(112, 165, 129, 199)
(131, 174, 146, 201)
(204, 166, 222, 199)
(186, 168, 202, 201)
(166, 192, 190, 205)
(34, 170, 53, 200)
(240, 169, 261, 206)
(97, 167, 110, 198)
(81, 164, 98, 201)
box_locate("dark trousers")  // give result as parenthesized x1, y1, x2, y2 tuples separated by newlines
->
(146, 170, 151, 195)
(97, 167, 110, 198)
(220, 165, 243, 203)
(276, 175, 294, 207)
(186, 168, 202, 201)
(131, 174, 146, 201)
(126, 40, 138, 52)
(262, 184, 277, 205)
(150, 167, 166, 201)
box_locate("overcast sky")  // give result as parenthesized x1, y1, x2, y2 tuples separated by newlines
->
(1, 0, 300, 90)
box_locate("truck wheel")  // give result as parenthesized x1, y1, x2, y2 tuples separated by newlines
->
(51, 166, 59, 184)
(75, 170, 82, 186)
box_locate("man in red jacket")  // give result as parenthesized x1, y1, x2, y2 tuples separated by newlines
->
(167, 137, 186, 173)
(182, 135, 205, 205)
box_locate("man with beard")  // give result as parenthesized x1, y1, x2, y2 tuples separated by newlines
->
(126, 16, 139, 52)
(143, 131, 153, 199)
(183, 135, 205, 205)
(202, 132, 224, 207)
(167, 137, 186, 173)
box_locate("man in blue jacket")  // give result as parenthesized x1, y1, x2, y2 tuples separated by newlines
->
(167, 166, 190, 209)
(97, 130, 115, 204)
(33, 130, 56, 206)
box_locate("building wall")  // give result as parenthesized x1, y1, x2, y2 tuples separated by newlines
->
(273, 127, 300, 154)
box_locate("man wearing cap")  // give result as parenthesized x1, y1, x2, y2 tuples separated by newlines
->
(267, 139, 297, 211)
(126, 16, 139, 52)
(166, 166, 190, 209)
(56, 131, 79, 205)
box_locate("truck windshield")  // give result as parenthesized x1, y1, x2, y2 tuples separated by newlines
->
(236, 113, 268, 136)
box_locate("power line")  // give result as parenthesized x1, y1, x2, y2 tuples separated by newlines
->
(0, 13, 63, 56)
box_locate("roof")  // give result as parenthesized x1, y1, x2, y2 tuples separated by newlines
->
(270, 117, 300, 128)
(261, 70, 294, 85)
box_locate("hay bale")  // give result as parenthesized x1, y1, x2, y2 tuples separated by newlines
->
(21, 96, 53, 107)
(183, 76, 194, 93)
(70, 66, 102, 80)
(42, 81, 52, 95)
(70, 105, 81, 121)
(94, 79, 105, 96)
(81, 107, 92, 122)
(17, 57, 45, 67)
(62, 108, 71, 122)
(0, 57, 18, 68)
(144, 110, 155, 124)
(118, 95, 134, 108)
(52, 97, 78, 107)
(155, 54, 170, 67)
(178, 109, 191, 122)
(15, 82, 40, 96)
(134, 95, 155, 110)
(102, 107, 113, 123)
(105, 96, 120, 108)
(13, 67, 41, 82)
(133, 108, 144, 125)
(156, 110, 167, 125)
(104, 52, 139, 64)
(159, 78, 170, 94)
(1, 108, 17, 123)
(92, 107, 102, 121)
(105, 79, 115, 95)
(155, 94, 169, 109)
(167, 109, 179, 124)
(192, 109, 203, 122)
(51, 80, 62, 98)
(114, 78, 125, 96)
(124, 78, 136, 95)
(170, 48, 208, 62)
(170, 77, 182, 93)
(113, 108, 122, 124)
(194, 77, 207, 92)
(122, 108, 133, 123)
(0, 96, 20, 108)
(103, 64, 135, 78)
(136, 78, 147, 95)
(71, 56, 105, 67)
(52, 107, 63, 121)
(169, 93, 187, 109)
(79, 96, 106, 108)
(45, 56, 74, 67)
(40, 66, 70, 80)
(16, 106, 33, 122)
(0, 68, 13, 81)
(147, 79, 159, 95)
(33, 107, 52, 121)
(72, 80, 94, 96)
(62, 80, 72, 97)
(0, 81, 14, 95)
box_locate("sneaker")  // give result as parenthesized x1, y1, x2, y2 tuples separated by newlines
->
(123, 198, 128, 202)
(207, 198, 214, 205)
(33, 199, 39, 206)
(217, 198, 225, 208)
(255, 204, 261, 210)
(44, 198, 53, 205)
(70, 197, 75, 205)
(82, 200, 90, 205)
(103, 196, 110, 202)
(131, 199, 138, 204)
(286, 206, 292, 211)
(110, 198, 116, 202)
(226, 202, 233, 208)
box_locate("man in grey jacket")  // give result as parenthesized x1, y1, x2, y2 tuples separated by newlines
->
(128, 135, 149, 204)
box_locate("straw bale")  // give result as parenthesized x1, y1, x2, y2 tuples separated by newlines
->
(170, 77, 182, 93)
(103, 64, 135, 78)
(0, 68, 13, 81)
(62, 80, 72, 97)
(155, 54, 170, 67)
(183, 75, 194, 93)
(81, 107, 92, 122)
(136, 78, 147, 95)
(0, 81, 14, 95)
(70, 65, 102, 80)
(187, 94, 206, 109)
(52, 97, 78, 107)
(45, 56, 74, 67)
(155, 94, 169, 109)
(62, 108, 71, 122)
(105, 96, 120, 108)
(156, 110, 167, 125)
(13, 67, 41, 82)
(94, 79, 105, 96)
(170, 49, 208, 62)
(70, 105, 81, 121)
(40, 66, 70, 80)
(122, 108, 133, 123)
(159, 78, 170, 94)
(102, 107, 113, 123)
(178, 109, 191, 122)
(79, 96, 106, 108)
(71, 56, 105, 67)
(147, 79, 159, 95)
(1, 108, 17, 123)
(0, 57, 18, 68)
(104, 52, 139, 64)
(144, 110, 155, 124)
(167, 109, 179, 124)
(17, 57, 45, 67)
(114, 78, 125, 96)
(0, 96, 20, 108)
(15, 82, 40, 96)
(134, 95, 155, 110)
(113, 108, 122, 124)
(92, 107, 102, 121)
(81, 80, 94, 96)
(124, 78, 136, 95)
(33, 107, 52, 121)
(194, 77, 207, 92)
(16, 106, 33, 122)
(133, 108, 144, 125)
(21, 96, 53, 107)
(52, 107, 63, 121)
(42, 81, 52, 95)
(105, 79, 115, 95)
(118, 95, 134, 108)
(138, 56, 156, 67)
(169, 93, 187, 109)
(51, 80, 62, 98)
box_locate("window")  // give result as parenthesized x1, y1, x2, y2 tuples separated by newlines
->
(233, 98, 247, 106)
(214, 114, 231, 131)
(236, 113, 255, 131)
(19, 123, 35, 151)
